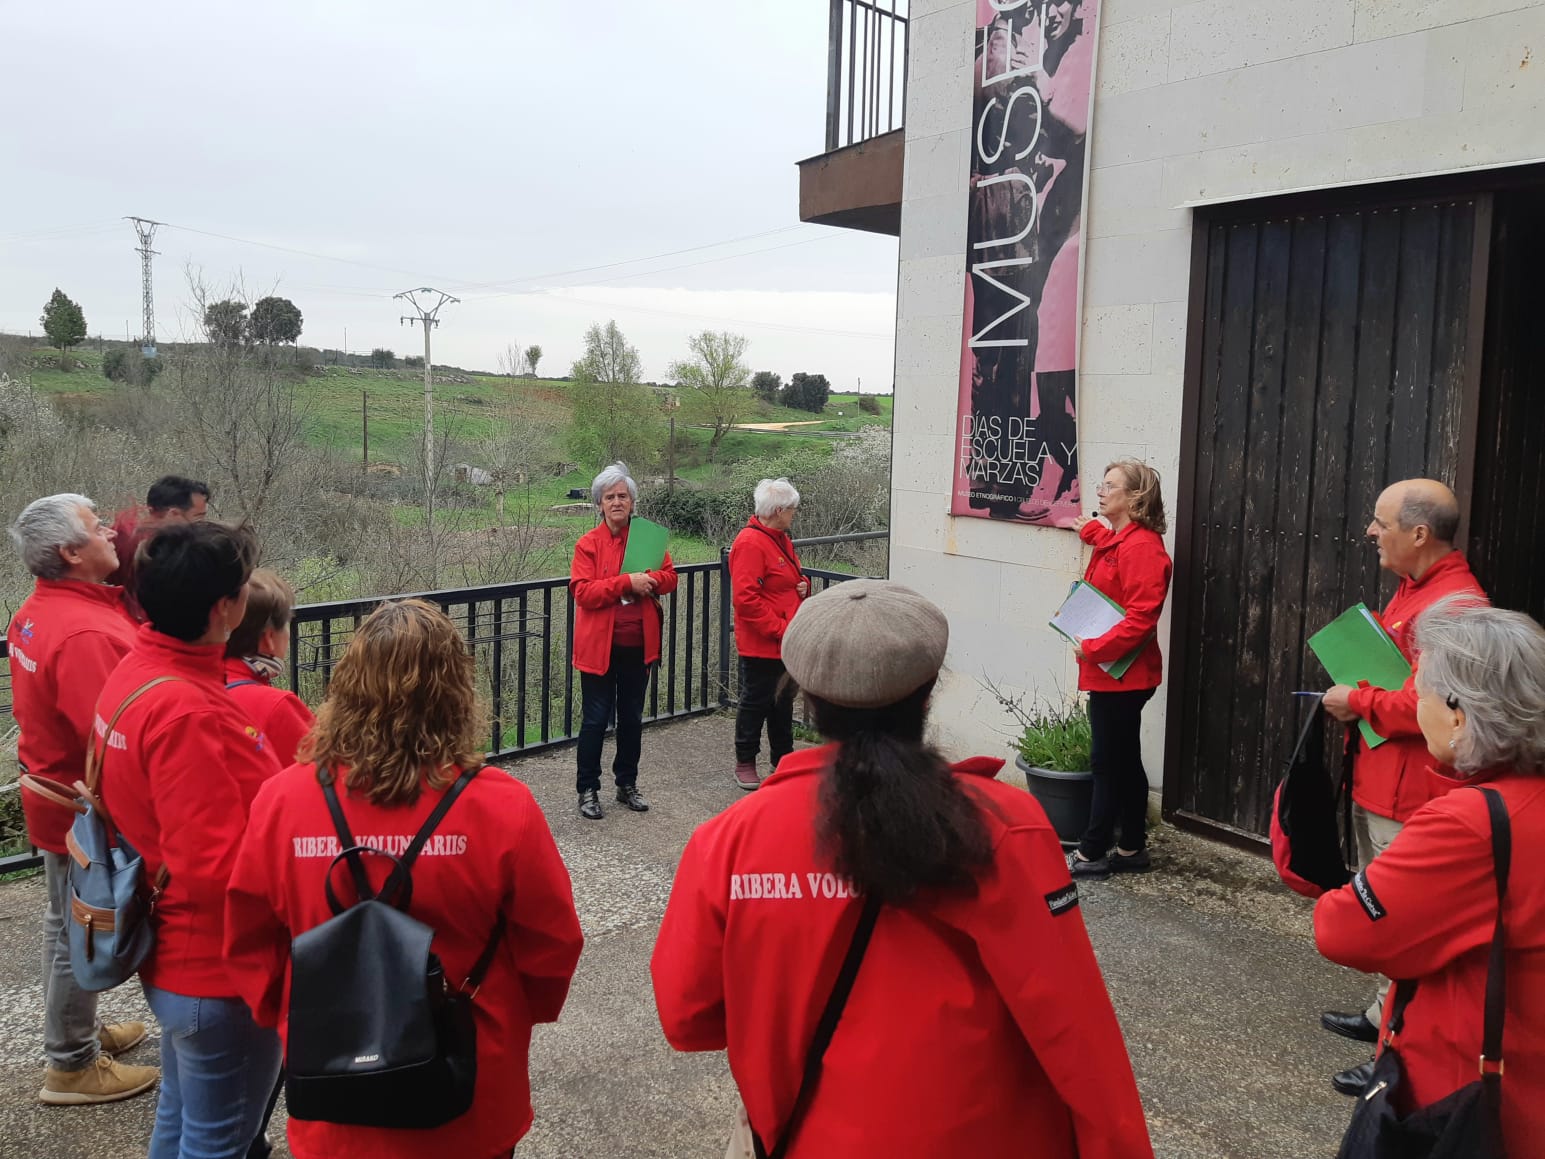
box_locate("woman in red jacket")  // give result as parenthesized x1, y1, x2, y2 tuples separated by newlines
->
(569, 462, 677, 821)
(1314, 601, 1545, 1150)
(95, 521, 283, 1159)
(224, 599, 584, 1159)
(223, 568, 313, 766)
(727, 476, 809, 790)
(652, 580, 1152, 1159)
(1068, 459, 1173, 879)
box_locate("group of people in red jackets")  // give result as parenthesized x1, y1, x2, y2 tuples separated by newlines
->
(7, 458, 1544, 1158)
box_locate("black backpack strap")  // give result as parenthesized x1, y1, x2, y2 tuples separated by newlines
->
(377, 765, 484, 906)
(319, 767, 373, 906)
(226, 679, 259, 690)
(1478, 787, 1511, 1082)
(755, 894, 882, 1159)
(462, 913, 509, 997)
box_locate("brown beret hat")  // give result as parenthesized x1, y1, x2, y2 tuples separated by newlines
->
(781, 579, 949, 708)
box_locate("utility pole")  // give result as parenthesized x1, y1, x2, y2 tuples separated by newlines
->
(394, 287, 459, 533)
(362, 391, 369, 473)
(667, 415, 676, 497)
(125, 217, 162, 357)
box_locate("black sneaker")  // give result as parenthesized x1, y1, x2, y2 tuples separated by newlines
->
(578, 789, 603, 820)
(1068, 853, 1110, 879)
(1109, 848, 1152, 873)
(616, 784, 650, 812)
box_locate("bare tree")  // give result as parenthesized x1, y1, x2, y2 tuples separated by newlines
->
(670, 330, 752, 460)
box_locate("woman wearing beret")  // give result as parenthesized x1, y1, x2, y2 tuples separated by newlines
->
(652, 580, 1152, 1159)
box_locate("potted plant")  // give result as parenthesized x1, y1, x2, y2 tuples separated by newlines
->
(1011, 698, 1093, 848)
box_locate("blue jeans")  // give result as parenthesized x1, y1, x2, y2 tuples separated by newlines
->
(576, 646, 648, 793)
(143, 985, 281, 1159)
(42, 851, 101, 1070)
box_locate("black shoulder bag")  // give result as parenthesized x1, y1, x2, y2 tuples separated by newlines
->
(1336, 786, 1510, 1159)
(285, 765, 506, 1129)
(752, 894, 882, 1159)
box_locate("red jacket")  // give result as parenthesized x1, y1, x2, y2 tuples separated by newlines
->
(651, 745, 1152, 1159)
(729, 518, 805, 659)
(96, 626, 282, 997)
(1315, 771, 1545, 1148)
(105, 506, 154, 621)
(569, 521, 677, 676)
(1076, 521, 1173, 692)
(224, 762, 584, 1159)
(6, 579, 137, 852)
(223, 657, 314, 767)
(1346, 552, 1487, 821)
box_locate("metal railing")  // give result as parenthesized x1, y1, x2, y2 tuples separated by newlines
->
(0, 531, 887, 874)
(825, 0, 909, 152)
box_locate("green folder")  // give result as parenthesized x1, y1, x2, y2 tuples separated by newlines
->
(1048, 581, 1145, 680)
(1307, 603, 1412, 750)
(619, 516, 669, 574)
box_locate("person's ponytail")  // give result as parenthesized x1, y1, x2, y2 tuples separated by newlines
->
(812, 682, 993, 905)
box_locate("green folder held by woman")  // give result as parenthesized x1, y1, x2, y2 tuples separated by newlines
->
(619, 516, 669, 573)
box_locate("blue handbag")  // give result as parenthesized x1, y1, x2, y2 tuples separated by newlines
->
(25, 677, 180, 992)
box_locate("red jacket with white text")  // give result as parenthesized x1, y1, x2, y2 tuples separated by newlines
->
(6, 579, 137, 852)
(96, 626, 282, 996)
(224, 762, 584, 1159)
(1076, 521, 1172, 693)
(651, 745, 1152, 1159)
(222, 657, 314, 766)
(1315, 771, 1545, 1148)
(569, 521, 677, 676)
(728, 517, 804, 659)
(1345, 551, 1487, 821)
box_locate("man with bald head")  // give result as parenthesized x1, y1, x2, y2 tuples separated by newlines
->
(1319, 478, 1487, 1094)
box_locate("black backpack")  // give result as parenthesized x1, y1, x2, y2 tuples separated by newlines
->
(284, 765, 505, 1129)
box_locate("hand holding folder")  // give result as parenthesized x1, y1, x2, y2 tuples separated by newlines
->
(1049, 581, 1143, 679)
(1306, 603, 1412, 749)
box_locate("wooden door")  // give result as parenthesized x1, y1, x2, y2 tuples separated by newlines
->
(1165, 196, 1489, 841)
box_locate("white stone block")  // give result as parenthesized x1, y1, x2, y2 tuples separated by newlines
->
(1150, 298, 1190, 376)
(900, 191, 968, 263)
(1353, 0, 1542, 43)
(909, 0, 973, 19)
(1081, 228, 1192, 307)
(909, 6, 978, 82)
(902, 129, 970, 202)
(1096, 11, 1172, 97)
(1081, 304, 1154, 374)
(1451, 8, 1545, 111)
(891, 431, 957, 496)
(1086, 160, 1188, 238)
(950, 514, 1085, 571)
(1079, 373, 1184, 443)
(1165, 0, 1355, 84)
(1103, 0, 1185, 27)
(1340, 99, 1545, 184)
(1159, 134, 1349, 204)
(892, 370, 961, 439)
(906, 61, 973, 140)
(890, 486, 953, 552)
(898, 252, 966, 321)
(895, 310, 969, 380)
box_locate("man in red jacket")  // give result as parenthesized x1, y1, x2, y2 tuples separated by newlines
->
(1319, 478, 1486, 1094)
(7, 493, 159, 1105)
(107, 474, 210, 620)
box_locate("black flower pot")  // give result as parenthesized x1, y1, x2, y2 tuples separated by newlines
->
(1014, 755, 1092, 848)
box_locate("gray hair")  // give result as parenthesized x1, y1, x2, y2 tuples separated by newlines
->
(754, 477, 800, 520)
(1398, 491, 1460, 544)
(9, 493, 96, 580)
(1413, 598, 1545, 774)
(590, 461, 637, 505)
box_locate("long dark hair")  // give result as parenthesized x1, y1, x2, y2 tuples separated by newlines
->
(810, 681, 993, 905)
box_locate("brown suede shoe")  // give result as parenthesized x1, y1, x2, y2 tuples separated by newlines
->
(98, 1021, 148, 1056)
(39, 1055, 159, 1105)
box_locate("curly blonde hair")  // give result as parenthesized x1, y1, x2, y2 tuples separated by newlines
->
(302, 599, 488, 806)
(1106, 459, 1168, 535)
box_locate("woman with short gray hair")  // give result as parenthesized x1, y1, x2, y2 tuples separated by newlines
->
(569, 462, 677, 820)
(1314, 599, 1545, 1149)
(727, 477, 808, 790)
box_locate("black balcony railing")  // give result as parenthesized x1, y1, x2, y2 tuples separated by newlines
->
(826, 0, 909, 152)
(0, 532, 887, 874)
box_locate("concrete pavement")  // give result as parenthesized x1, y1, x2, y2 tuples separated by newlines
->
(0, 714, 1365, 1157)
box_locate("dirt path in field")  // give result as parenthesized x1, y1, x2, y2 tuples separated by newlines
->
(731, 420, 828, 431)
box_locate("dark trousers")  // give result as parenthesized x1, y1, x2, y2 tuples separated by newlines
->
(735, 656, 795, 768)
(1078, 688, 1156, 860)
(576, 646, 648, 794)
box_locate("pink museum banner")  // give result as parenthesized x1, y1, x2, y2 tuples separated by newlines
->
(952, 0, 1098, 527)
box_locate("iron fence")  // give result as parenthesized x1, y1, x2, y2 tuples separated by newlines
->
(825, 0, 909, 152)
(0, 532, 886, 874)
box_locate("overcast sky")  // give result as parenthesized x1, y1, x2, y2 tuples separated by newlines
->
(0, 0, 900, 390)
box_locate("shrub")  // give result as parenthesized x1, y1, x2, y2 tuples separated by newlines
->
(858, 394, 880, 415)
(102, 349, 130, 382)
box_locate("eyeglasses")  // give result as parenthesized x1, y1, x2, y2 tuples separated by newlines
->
(1095, 483, 1126, 495)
